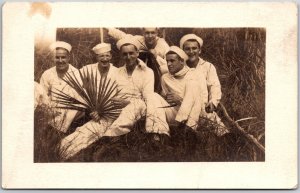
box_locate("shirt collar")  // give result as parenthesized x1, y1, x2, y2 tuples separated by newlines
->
(173, 65, 190, 78)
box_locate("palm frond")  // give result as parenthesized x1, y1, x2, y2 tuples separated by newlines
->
(52, 68, 122, 119)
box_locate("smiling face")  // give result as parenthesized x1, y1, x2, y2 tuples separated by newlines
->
(96, 51, 112, 68)
(121, 44, 139, 67)
(54, 48, 70, 73)
(183, 40, 201, 64)
(143, 28, 158, 47)
(166, 53, 184, 75)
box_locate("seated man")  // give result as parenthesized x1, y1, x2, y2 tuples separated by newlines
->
(147, 46, 207, 132)
(107, 27, 170, 93)
(180, 34, 228, 136)
(60, 38, 166, 160)
(39, 41, 79, 133)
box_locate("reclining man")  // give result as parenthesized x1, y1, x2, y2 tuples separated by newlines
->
(60, 38, 168, 160)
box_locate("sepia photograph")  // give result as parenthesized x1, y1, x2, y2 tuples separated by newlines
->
(3, 2, 297, 189)
(34, 27, 265, 162)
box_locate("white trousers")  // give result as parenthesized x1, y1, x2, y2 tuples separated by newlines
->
(60, 98, 167, 159)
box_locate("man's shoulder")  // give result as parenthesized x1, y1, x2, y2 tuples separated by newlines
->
(68, 64, 79, 71)
(41, 66, 56, 77)
(161, 73, 172, 81)
(81, 63, 97, 70)
(157, 37, 168, 45)
(199, 58, 215, 68)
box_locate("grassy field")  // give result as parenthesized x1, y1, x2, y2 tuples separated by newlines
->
(34, 28, 265, 162)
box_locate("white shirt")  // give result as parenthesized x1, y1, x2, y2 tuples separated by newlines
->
(193, 57, 222, 106)
(80, 63, 118, 82)
(34, 81, 49, 109)
(115, 59, 154, 101)
(161, 66, 208, 104)
(39, 64, 78, 101)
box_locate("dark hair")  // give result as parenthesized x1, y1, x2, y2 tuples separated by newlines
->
(166, 51, 183, 61)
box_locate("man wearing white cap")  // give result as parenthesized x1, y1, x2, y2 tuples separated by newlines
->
(148, 46, 207, 131)
(106, 28, 169, 93)
(81, 43, 118, 80)
(180, 34, 222, 113)
(60, 43, 120, 159)
(180, 34, 229, 136)
(60, 38, 168, 160)
(40, 41, 79, 133)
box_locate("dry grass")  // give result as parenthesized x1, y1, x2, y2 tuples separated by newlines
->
(34, 28, 265, 162)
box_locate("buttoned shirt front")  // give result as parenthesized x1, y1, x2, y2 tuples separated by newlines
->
(115, 59, 154, 101)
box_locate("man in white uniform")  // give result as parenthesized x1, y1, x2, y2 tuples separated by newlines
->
(180, 34, 228, 136)
(107, 27, 169, 73)
(60, 39, 166, 160)
(39, 41, 79, 133)
(107, 28, 169, 93)
(147, 46, 207, 132)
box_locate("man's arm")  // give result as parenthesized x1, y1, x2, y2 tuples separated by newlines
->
(107, 28, 132, 41)
(39, 72, 50, 96)
(142, 69, 155, 101)
(207, 63, 222, 107)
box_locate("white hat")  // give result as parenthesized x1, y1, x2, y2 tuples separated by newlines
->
(49, 41, 72, 52)
(179, 34, 203, 49)
(116, 37, 140, 50)
(166, 46, 188, 61)
(92, 43, 111, 54)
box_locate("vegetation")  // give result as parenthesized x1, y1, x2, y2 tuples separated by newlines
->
(34, 28, 265, 162)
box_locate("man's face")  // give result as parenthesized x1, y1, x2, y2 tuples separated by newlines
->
(96, 51, 112, 68)
(54, 48, 70, 72)
(143, 28, 158, 46)
(166, 53, 184, 75)
(121, 44, 139, 67)
(183, 40, 201, 63)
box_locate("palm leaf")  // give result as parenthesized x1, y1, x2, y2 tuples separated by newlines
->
(53, 68, 122, 120)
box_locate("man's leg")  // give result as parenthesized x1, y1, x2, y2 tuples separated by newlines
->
(104, 99, 146, 137)
(176, 80, 203, 130)
(145, 93, 174, 136)
(60, 118, 113, 160)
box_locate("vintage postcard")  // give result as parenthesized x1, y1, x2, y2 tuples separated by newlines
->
(2, 2, 297, 189)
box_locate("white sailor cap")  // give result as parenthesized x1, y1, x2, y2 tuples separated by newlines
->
(116, 37, 140, 50)
(92, 43, 111, 54)
(179, 34, 203, 49)
(166, 46, 188, 61)
(49, 41, 72, 52)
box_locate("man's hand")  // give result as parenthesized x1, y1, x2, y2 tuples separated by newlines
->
(90, 111, 100, 122)
(205, 102, 216, 113)
(149, 49, 157, 58)
(165, 93, 183, 106)
(111, 97, 130, 109)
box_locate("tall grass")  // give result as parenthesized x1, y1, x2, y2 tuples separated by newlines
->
(34, 28, 265, 162)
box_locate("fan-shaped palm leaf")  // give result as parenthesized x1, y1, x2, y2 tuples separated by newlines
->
(52, 68, 122, 120)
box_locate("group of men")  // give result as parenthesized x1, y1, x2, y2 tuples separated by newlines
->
(35, 28, 229, 160)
